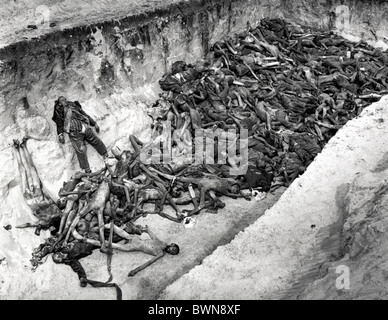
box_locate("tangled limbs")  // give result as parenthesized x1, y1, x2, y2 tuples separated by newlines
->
(16, 17, 388, 299)
(16, 135, 243, 299)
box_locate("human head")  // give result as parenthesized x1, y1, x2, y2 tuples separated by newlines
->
(57, 96, 67, 107)
(122, 150, 136, 163)
(175, 93, 188, 105)
(52, 252, 68, 264)
(229, 183, 240, 194)
(159, 91, 174, 102)
(181, 83, 196, 96)
(76, 219, 90, 236)
(171, 61, 186, 74)
(214, 70, 225, 82)
(194, 59, 210, 73)
(165, 243, 180, 255)
(171, 186, 182, 198)
(57, 197, 67, 209)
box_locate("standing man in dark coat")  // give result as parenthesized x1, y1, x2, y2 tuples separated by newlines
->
(52, 96, 108, 173)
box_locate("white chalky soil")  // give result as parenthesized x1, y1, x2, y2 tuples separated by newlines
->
(1, 0, 388, 300)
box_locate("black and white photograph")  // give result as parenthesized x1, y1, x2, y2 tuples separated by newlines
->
(0, 0, 387, 307)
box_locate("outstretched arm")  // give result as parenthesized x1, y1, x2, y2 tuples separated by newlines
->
(156, 211, 182, 223)
(16, 222, 38, 229)
(143, 226, 159, 241)
(219, 191, 245, 199)
(128, 251, 165, 277)
(23, 134, 47, 142)
(139, 164, 169, 187)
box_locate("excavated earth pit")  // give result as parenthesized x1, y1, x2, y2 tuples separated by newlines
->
(0, 0, 388, 300)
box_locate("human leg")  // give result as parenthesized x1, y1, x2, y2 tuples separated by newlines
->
(85, 127, 108, 157)
(13, 141, 29, 195)
(81, 236, 138, 252)
(69, 131, 91, 171)
(20, 141, 43, 196)
(16, 140, 34, 191)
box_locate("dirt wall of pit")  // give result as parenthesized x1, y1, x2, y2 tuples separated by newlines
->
(0, 0, 387, 299)
(1, 0, 387, 195)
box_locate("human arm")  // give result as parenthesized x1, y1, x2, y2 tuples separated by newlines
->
(142, 225, 159, 241)
(52, 102, 64, 135)
(103, 223, 132, 240)
(192, 90, 206, 100)
(206, 76, 221, 94)
(52, 102, 66, 143)
(172, 101, 183, 128)
(192, 81, 207, 101)
(74, 101, 98, 130)
(65, 259, 88, 287)
(127, 251, 165, 277)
